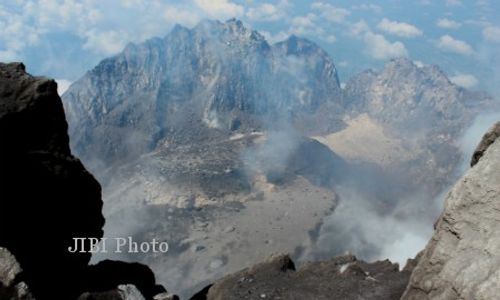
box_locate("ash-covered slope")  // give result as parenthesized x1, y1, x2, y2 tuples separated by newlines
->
(402, 122, 500, 300)
(63, 19, 342, 169)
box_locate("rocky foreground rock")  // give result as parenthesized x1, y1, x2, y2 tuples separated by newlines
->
(189, 254, 414, 300)
(0, 63, 167, 299)
(402, 122, 500, 300)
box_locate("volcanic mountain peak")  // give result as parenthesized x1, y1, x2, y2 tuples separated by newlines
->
(62, 19, 343, 168)
(344, 57, 493, 133)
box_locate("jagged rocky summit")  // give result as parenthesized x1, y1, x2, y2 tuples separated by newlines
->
(0, 63, 169, 299)
(63, 18, 343, 170)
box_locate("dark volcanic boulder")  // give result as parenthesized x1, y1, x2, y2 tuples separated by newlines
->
(190, 254, 412, 300)
(0, 62, 105, 298)
(0, 63, 167, 299)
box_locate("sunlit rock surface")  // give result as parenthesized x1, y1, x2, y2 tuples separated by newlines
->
(402, 123, 500, 300)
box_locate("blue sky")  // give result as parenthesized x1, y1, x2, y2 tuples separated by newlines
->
(1, 0, 499, 96)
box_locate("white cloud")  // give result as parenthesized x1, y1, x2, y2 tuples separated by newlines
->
(438, 35, 474, 55)
(282, 12, 336, 44)
(413, 60, 425, 68)
(350, 20, 370, 36)
(33, 0, 102, 30)
(351, 18, 408, 59)
(352, 4, 382, 14)
(311, 2, 351, 23)
(450, 74, 478, 88)
(195, 0, 244, 18)
(436, 18, 462, 29)
(55, 79, 72, 95)
(0, 1, 207, 58)
(0, 4, 42, 58)
(377, 18, 423, 38)
(483, 26, 500, 43)
(259, 30, 290, 44)
(83, 30, 129, 55)
(246, 1, 288, 22)
(164, 7, 201, 27)
(363, 31, 408, 60)
(292, 14, 316, 29)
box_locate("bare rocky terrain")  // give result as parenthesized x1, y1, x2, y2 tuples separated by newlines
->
(56, 19, 499, 298)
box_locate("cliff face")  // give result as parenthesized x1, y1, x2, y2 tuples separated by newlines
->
(402, 122, 500, 300)
(0, 63, 166, 299)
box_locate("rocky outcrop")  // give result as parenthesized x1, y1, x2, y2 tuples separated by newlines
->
(401, 122, 500, 300)
(190, 254, 413, 300)
(471, 121, 500, 166)
(0, 62, 104, 298)
(0, 63, 167, 299)
(343, 58, 492, 134)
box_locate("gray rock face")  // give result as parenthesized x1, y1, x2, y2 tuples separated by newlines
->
(62, 19, 342, 169)
(0, 247, 34, 300)
(343, 58, 494, 190)
(190, 254, 412, 300)
(401, 129, 500, 299)
(344, 58, 491, 134)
